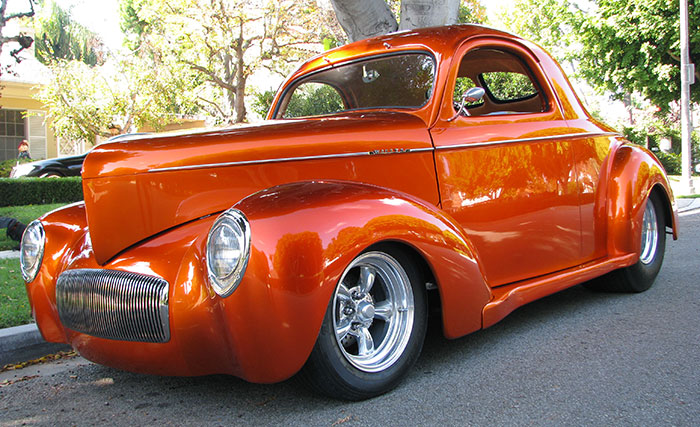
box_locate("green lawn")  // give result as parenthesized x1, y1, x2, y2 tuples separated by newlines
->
(0, 258, 32, 328)
(0, 203, 66, 251)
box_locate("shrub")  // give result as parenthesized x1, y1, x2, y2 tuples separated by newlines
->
(0, 177, 83, 207)
(653, 151, 682, 175)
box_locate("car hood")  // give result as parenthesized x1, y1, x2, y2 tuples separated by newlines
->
(81, 112, 432, 264)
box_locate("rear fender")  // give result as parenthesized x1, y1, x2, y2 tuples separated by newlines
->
(607, 144, 678, 259)
(224, 180, 491, 382)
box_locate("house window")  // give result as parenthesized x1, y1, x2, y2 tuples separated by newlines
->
(0, 109, 27, 161)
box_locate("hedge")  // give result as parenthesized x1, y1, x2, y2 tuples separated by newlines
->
(0, 177, 83, 207)
(653, 151, 682, 175)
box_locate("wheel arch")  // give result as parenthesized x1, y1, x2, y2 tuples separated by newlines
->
(606, 143, 678, 259)
(222, 180, 491, 382)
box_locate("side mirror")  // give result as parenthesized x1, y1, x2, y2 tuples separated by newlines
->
(448, 87, 485, 121)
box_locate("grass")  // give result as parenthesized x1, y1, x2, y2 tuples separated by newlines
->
(0, 258, 32, 328)
(0, 203, 66, 251)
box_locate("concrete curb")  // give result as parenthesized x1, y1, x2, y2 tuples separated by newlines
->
(0, 323, 71, 366)
(0, 250, 20, 259)
(677, 198, 700, 213)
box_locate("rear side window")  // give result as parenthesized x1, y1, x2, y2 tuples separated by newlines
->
(452, 48, 546, 116)
(480, 71, 538, 102)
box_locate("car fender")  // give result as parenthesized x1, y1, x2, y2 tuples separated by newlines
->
(606, 144, 678, 259)
(25, 202, 89, 343)
(219, 180, 491, 382)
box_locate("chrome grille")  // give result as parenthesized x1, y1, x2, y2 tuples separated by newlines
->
(56, 269, 170, 343)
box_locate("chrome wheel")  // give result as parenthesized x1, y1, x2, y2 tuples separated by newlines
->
(332, 252, 414, 373)
(639, 198, 659, 265)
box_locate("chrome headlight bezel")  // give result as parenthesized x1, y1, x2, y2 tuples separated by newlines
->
(205, 208, 251, 297)
(20, 220, 45, 283)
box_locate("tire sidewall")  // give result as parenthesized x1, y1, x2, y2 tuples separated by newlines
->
(312, 247, 427, 399)
(624, 192, 666, 292)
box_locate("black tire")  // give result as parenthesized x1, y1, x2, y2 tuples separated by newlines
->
(585, 192, 666, 293)
(300, 245, 427, 400)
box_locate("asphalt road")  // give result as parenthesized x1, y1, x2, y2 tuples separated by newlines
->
(1, 213, 698, 426)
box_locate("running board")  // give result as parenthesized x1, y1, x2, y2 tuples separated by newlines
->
(482, 253, 638, 328)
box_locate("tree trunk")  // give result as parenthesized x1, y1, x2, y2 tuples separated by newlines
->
(398, 0, 460, 30)
(330, 0, 397, 43)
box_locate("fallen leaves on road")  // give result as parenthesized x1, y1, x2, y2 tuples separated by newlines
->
(0, 375, 39, 387)
(332, 415, 354, 426)
(0, 350, 77, 373)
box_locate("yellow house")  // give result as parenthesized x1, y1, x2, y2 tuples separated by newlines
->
(1, 20, 58, 163)
(0, 57, 57, 162)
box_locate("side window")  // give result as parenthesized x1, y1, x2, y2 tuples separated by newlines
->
(480, 71, 538, 102)
(452, 48, 546, 116)
(283, 82, 344, 118)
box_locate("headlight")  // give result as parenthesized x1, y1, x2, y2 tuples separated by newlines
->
(20, 220, 45, 282)
(206, 209, 251, 297)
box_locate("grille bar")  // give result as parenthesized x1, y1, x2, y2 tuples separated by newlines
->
(56, 269, 170, 343)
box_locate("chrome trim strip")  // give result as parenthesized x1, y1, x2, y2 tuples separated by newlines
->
(148, 147, 435, 173)
(148, 131, 618, 173)
(434, 131, 621, 151)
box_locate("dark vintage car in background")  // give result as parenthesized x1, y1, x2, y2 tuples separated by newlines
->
(21, 25, 678, 400)
(9, 133, 146, 178)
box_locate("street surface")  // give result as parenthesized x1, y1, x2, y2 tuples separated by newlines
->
(1, 213, 699, 426)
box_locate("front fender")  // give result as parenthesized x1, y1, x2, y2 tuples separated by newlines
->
(225, 180, 491, 382)
(607, 144, 678, 259)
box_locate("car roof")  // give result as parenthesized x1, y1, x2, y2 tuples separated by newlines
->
(289, 24, 518, 81)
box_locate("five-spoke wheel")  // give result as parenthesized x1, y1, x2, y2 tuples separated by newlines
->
(332, 252, 414, 373)
(302, 246, 427, 400)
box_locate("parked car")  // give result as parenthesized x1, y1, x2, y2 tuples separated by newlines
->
(9, 133, 147, 178)
(21, 25, 677, 400)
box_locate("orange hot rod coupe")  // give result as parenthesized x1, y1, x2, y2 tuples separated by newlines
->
(21, 25, 678, 400)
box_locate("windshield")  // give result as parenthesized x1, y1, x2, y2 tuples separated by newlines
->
(275, 52, 435, 119)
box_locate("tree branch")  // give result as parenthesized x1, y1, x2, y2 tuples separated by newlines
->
(183, 60, 237, 92)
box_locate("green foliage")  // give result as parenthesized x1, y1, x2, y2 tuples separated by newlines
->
(502, 0, 700, 111)
(481, 71, 537, 101)
(34, 0, 104, 66)
(458, 0, 487, 24)
(284, 83, 344, 118)
(0, 259, 32, 329)
(36, 55, 199, 142)
(119, 0, 151, 51)
(251, 88, 277, 119)
(0, 203, 66, 251)
(120, 0, 330, 123)
(0, 177, 83, 207)
(654, 151, 682, 175)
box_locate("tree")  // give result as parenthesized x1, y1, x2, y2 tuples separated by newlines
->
(330, 0, 485, 43)
(121, 0, 330, 124)
(0, 0, 36, 70)
(33, 0, 105, 66)
(36, 54, 199, 142)
(502, 0, 700, 111)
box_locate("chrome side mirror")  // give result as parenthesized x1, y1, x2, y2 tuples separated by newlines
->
(448, 87, 485, 121)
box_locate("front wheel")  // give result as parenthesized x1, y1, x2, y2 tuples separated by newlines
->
(301, 246, 427, 400)
(586, 192, 666, 293)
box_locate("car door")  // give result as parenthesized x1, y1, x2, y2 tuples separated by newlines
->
(430, 38, 584, 287)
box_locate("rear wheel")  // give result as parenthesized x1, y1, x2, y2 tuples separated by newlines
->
(301, 246, 427, 400)
(586, 192, 666, 293)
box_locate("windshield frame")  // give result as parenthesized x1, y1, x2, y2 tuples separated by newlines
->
(271, 50, 437, 120)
